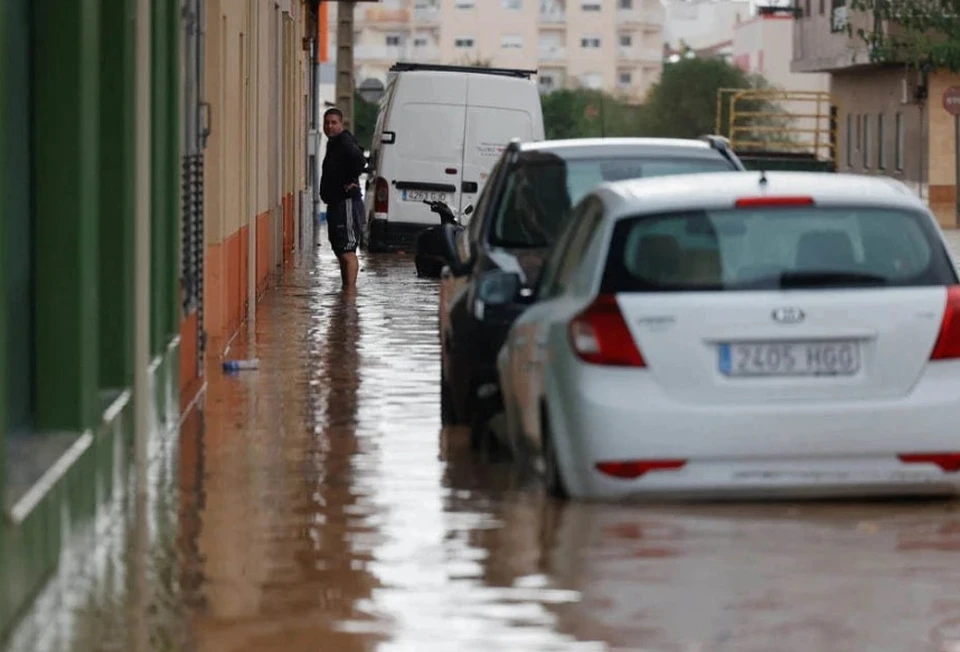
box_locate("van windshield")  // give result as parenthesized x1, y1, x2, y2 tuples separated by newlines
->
(490, 155, 736, 248)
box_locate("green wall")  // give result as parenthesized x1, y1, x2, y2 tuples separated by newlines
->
(0, 0, 184, 641)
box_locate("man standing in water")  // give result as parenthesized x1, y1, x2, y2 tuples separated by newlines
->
(320, 107, 367, 289)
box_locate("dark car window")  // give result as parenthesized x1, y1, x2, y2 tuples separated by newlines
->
(490, 153, 736, 249)
(600, 206, 958, 293)
(538, 196, 605, 299)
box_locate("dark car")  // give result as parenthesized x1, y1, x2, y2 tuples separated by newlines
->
(432, 136, 746, 446)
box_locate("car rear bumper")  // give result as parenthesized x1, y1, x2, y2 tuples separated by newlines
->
(547, 358, 960, 499)
(367, 216, 432, 251)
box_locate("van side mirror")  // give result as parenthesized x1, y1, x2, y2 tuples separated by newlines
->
(441, 223, 471, 277)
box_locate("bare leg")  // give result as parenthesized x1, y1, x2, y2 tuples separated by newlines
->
(339, 251, 359, 289)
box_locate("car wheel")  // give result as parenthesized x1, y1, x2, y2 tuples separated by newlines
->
(541, 404, 569, 500)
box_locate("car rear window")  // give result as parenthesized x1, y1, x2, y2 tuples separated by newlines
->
(600, 206, 958, 292)
(490, 155, 736, 248)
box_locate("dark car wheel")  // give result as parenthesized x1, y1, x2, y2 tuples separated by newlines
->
(541, 404, 569, 500)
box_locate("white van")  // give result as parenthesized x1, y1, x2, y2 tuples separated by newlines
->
(363, 62, 545, 252)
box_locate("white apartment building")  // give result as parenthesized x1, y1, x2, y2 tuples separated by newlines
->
(329, 0, 666, 102)
(662, 0, 751, 61)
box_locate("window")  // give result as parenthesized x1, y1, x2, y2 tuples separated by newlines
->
(386, 34, 402, 46)
(501, 35, 524, 48)
(455, 0, 475, 7)
(581, 37, 601, 48)
(503, 0, 523, 8)
(539, 198, 606, 299)
(619, 0, 633, 8)
(618, 71, 632, 85)
(619, 34, 632, 47)
(414, 37, 428, 47)
(845, 113, 853, 167)
(831, 0, 848, 32)
(862, 114, 871, 168)
(539, 74, 556, 90)
(600, 207, 957, 293)
(490, 154, 739, 248)
(454, 37, 475, 48)
(582, 1, 602, 10)
(895, 112, 904, 171)
(877, 112, 886, 169)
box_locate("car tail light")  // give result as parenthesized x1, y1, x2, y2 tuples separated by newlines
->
(374, 177, 389, 213)
(596, 459, 687, 479)
(898, 452, 960, 473)
(930, 286, 960, 360)
(734, 196, 814, 208)
(568, 294, 645, 367)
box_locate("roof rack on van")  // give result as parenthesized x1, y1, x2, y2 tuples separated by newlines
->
(389, 62, 538, 79)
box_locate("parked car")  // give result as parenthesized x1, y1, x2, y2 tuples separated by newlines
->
(497, 170, 960, 500)
(432, 136, 746, 445)
(363, 62, 544, 252)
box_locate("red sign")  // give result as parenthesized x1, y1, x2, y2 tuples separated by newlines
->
(943, 86, 960, 116)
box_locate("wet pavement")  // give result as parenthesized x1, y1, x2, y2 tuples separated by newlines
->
(9, 231, 960, 652)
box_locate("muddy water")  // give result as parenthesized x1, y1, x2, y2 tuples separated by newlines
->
(11, 234, 960, 652)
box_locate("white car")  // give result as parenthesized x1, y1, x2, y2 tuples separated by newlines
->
(496, 170, 960, 500)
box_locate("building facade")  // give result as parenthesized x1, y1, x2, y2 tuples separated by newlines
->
(0, 0, 320, 642)
(792, 0, 960, 227)
(333, 0, 666, 101)
(663, 0, 750, 61)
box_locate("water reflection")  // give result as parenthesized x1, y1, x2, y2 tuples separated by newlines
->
(12, 245, 960, 652)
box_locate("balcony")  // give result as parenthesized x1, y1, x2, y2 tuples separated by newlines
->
(413, 5, 440, 25)
(539, 10, 567, 27)
(617, 46, 662, 63)
(618, 9, 664, 30)
(360, 6, 411, 30)
(538, 45, 567, 61)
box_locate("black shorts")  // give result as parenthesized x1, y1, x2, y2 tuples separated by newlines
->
(327, 195, 365, 255)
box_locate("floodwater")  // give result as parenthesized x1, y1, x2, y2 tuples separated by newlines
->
(9, 230, 960, 652)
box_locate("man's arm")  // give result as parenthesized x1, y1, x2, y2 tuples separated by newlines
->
(345, 138, 367, 178)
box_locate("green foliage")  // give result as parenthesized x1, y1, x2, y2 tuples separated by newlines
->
(846, 0, 960, 72)
(540, 88, 646, 139)
(353, 91, 378, 151)
(644, 57, 790, 145)
(541, 58, 790, 148)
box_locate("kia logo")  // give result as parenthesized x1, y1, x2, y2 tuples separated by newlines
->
(772, 307, 805, 324)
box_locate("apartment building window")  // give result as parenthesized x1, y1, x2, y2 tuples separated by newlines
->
(895, 112, 905, 171)
(619, 0, 633, 8)
(619, 34, 632, 47)
(846, 113, 853, 167)
(386, 34, 402, 46)
(501, 35, 524, 48)
(455, 37, 475, 48)
(862, 114, 871, 168)
(502, 0, 523, 8)
(618, 71, 632, 86)
(831, 0, 848, 32)
(581, 37, 601, 48)
(540, 74, 556, 91)
(455, 0, 475, 8)
(414, 37, 428, 47)
(582, 1, 602, 11)
(877, 113, 886, 169)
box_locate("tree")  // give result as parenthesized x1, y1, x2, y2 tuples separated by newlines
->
(641, 57, 791, 147)
(540, 88, 646, 140)
(846, 0, 960, 72)
(353, 91, 379, 151)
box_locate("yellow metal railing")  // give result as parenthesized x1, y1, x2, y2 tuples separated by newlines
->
(715, 88, 838, 162)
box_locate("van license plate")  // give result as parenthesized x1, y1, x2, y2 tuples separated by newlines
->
(403, 190, 448, 203)
(718, 340, 861, 377)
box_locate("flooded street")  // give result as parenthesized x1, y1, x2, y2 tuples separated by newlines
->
(10, 234, 960, 652)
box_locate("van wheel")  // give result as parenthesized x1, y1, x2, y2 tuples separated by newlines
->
(541, 404, 569, 500)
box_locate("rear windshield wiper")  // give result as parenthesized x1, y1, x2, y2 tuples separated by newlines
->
(736, 270, 889, 289)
